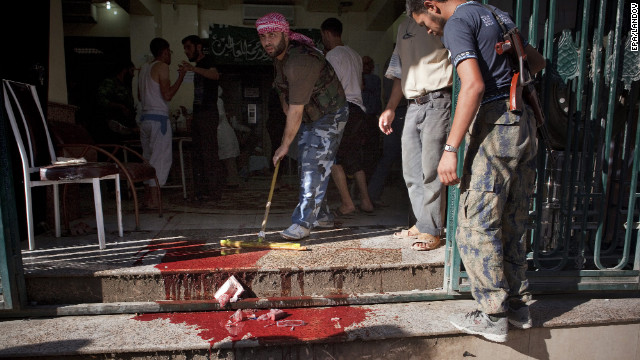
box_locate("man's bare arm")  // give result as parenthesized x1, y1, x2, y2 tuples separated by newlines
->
(378, 77, 403, 134)
(437, 58, 485, 186)
(180, 61, 220, 80)
(279, 93, 289, 115)
(157, 62, 186, 101)
(273, 104, 304, 165)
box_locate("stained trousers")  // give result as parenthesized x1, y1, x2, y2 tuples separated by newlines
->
(456, 99, 538, 314)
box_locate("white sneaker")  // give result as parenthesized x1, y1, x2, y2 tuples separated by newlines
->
(281, 224, 310, 240)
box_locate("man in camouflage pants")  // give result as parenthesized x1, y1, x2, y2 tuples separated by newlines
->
(256, 13, 348, 240)
(408, 0, 546, 343)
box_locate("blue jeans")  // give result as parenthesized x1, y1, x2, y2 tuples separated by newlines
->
(291, 105, 348, 228)
(402, 91, 451, 236)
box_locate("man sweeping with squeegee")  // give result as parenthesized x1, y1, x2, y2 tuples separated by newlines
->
(222, 13, 347, 249)
(254, 12, 348, 241)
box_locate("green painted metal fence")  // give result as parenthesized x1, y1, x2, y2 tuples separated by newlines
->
(445, 0, 640, 294)
(0, 83, 27, 311)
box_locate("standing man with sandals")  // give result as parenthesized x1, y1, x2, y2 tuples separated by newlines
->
(407, 0, 545, 342)
(379, 16, 452, 251)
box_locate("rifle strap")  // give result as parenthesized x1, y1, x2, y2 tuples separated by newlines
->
(480, 3, 554, 150)
(480, 3, 510, 35)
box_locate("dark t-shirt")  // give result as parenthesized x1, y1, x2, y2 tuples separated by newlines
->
(275, 45, 323, 106)
(442, 1, 521, 96)
(274, 41, 346, 123)
(362, 73, 382, 116)
(193, 54, 218, 112)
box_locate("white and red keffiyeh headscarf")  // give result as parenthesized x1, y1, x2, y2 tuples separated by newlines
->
(255, 12, 316, 48)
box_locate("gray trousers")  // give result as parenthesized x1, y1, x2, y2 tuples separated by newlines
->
(401, 91, 451, 236)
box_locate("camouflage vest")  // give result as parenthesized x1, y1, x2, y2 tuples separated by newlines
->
(274, 41, 346, 123)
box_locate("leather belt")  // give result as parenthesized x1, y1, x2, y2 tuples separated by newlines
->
(481, 88, 510, 105)
(408, 89, 451, 105)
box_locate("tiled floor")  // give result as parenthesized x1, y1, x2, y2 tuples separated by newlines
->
(20, 173, 447, 274)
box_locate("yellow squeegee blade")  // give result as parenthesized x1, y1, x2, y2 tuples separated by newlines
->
(220, 239, 307, 251)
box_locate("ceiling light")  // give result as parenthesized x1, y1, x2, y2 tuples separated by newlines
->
(106, 1, 111, 9)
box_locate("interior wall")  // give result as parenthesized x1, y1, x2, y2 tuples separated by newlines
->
(158, 3, 200, 110)
(63, 4, 131, 37)
(49, 0, 68, 104)
(61, 1, 398, 114)
(199, 5, 392, 82)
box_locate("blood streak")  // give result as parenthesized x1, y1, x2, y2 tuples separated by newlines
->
(133, 239, 270, 300)
(133, 306, 372, 346)
(133, 239, 270, 271)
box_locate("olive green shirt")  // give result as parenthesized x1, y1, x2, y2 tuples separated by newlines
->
(273, 41, 346, 122)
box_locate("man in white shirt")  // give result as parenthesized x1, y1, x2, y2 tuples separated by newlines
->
(138, 37, 186, 208)
(379, 17, 453, 251)
(321, 17, 375, 218)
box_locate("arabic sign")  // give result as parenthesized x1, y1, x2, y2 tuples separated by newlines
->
(207, 24, 321, 65)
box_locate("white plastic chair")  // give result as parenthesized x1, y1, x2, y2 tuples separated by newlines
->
(2, 79, 123, 250)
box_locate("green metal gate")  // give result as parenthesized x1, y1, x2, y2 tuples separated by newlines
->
(0, 84, 27, 311)
(445, 0, 640, 294)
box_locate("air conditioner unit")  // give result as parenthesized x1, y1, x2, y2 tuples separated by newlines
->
(62, 0, 98, 24)
(243, 4, 295, 26)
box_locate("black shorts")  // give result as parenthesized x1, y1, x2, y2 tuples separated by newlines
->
(335, 102, 366, 175)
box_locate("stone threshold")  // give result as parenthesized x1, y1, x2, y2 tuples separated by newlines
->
(0, 294, 638, 358)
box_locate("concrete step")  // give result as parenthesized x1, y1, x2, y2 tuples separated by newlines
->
(1, 295, 639, 359)
(22, 226, 446, 306)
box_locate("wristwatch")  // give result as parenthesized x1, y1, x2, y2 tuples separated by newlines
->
(444, 144, 458, 153)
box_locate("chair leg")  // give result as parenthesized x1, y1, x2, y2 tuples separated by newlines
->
(62, 184, 70, 234)
(155, 177, 163, 218)
(147, 185, 162, 218)
(132, 184, 141, 230)
(115, 174, 123, 237)
(25, 184, 36, 250)
(92, 178, 106, 249)
(53, 183, 61, 238)
(180, 138, 186, 199)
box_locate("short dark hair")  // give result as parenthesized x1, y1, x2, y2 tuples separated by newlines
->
(182, 35, 202, 46)
(405, 0, 444, 16)
(150, 37, 170, 58)
(320, 17, 342, 36)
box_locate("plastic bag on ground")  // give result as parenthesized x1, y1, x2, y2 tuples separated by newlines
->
(213, 275, 244, 307)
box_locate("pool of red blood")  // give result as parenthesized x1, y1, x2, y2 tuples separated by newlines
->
(134, 306, 372, 345)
